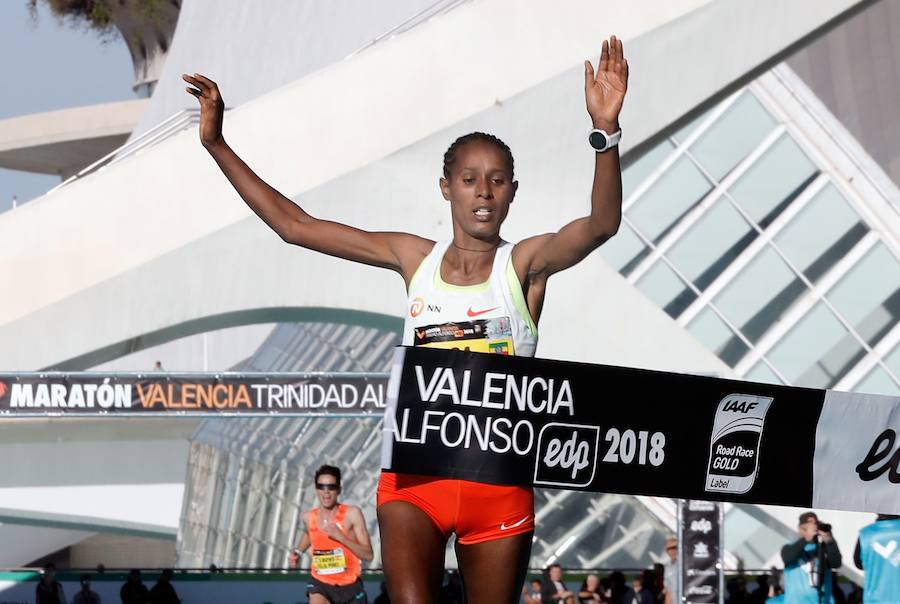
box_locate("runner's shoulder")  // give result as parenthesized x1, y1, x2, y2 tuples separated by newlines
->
(342, 504, 366, 523)
(512, 233, 554, 278)
(391, 233, 435, 283)
(393, 233, 434, 261)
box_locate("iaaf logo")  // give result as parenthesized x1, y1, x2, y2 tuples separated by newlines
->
(705, 394, 773, 495)
(533, 423, 600, 488)
(690, 519, 713, 534)
(855, 429, 900, 484)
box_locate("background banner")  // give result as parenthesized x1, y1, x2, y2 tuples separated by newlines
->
(381, 347, 900, 513)
(0, 373, 387, 416)
(679, 500, 724, 604)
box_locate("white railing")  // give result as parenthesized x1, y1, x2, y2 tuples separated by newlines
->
(46, 108, 204, 195)
(345, 0, 471, 59)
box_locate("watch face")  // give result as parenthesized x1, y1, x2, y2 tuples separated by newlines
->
(589, 130, 608, 151)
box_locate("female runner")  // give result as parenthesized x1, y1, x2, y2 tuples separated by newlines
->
(184, 35, 628, 604)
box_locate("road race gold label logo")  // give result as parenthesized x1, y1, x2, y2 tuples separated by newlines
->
(705, 394, 773, 495)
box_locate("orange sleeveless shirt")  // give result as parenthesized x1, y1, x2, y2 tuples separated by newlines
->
(308, 504, 362, 586)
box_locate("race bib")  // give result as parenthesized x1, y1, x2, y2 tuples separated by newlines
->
(313, 548, 347, 575)
(413, 317, 514, 355)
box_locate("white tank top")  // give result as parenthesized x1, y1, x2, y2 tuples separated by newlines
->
(402, 240, 538, 357)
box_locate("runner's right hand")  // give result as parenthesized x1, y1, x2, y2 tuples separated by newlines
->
(182, 73, 225, 149)
(288, 551, 300, 568)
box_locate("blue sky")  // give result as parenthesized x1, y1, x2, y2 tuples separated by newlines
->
(0, 1, 134, 210)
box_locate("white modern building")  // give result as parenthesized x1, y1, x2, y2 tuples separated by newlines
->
(0, 0, 897, 582)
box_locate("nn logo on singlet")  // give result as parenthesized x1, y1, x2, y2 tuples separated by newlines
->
(409, 297, 441, 318)
(533, 423, 600, 488)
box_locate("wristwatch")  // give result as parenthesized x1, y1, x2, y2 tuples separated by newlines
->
(588, 128, 622, 152)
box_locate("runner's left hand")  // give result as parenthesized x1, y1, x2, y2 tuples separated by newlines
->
(584, 35, 629, 130)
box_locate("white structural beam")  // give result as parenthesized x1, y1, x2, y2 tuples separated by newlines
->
(0, 419, 196, 538)
(0, 100, 147, 177)
(0, 0, 864, 372)
(0, 524, 94, 568)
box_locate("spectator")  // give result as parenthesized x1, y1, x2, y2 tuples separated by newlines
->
(609, 571, 628, 604)
(120, 569, 150, 604)
(523, 578, 543, 604)
(662, 538, 679, 604)
(726, 576, 749, 604)
(73, 575, 101, 604)
(438, 570, 464, 604)
(781, 512, 842, 604)
(578, 573, 605, 603)
(152, 361, 164, 371)
(542, 564, 575, 604)
(373, 581, 391, 604)
(149, 569, 180, 604)
(853, 513, 900, 604)
(36, 563, 66, 604)
(748, 574, 770, 604)
(599, 577, 612, 603)
(765, 569, 785, 604)
(644, 567, 662, 603)
(624, 577, 654, 604)
(845, 583, 862, 604)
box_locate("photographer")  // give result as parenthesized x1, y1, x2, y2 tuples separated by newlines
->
(781, 512, 842, 604)
(853, 514, 900, 604)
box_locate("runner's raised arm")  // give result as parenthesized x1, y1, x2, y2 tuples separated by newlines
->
(183, 73, 432, 283)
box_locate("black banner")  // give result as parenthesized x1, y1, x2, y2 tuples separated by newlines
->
(381, 346, 900, 512)
(680, 500, 723, 604)
(0, 373, 387, 415)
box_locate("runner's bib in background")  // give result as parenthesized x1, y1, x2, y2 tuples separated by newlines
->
(312, 548, 347, 575)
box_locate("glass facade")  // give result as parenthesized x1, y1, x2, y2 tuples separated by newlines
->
(601, 71, 900, 393)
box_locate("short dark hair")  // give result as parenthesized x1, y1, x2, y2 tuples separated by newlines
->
(80, 574, 91, 583)
(798, 511, 818, 525)
(42, 563, 56, 572)
(314, 464, 341, 486)
(443, 132, 515, 180)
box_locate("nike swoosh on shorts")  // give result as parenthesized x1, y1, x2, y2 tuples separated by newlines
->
(500, 515, 531, 531)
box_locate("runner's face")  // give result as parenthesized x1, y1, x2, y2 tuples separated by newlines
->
(440, 141, 516, 241)
(315, 474, 340, 508)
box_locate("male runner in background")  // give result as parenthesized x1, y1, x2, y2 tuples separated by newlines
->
(290, 465, 373, 604)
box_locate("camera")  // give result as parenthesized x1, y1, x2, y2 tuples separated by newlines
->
(817, 521, 832, 532)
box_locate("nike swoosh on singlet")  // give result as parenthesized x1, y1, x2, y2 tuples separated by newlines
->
(467, 306, 500, 318)
(500, 515, 531, 531)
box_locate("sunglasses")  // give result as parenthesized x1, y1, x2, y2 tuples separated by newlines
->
(316, 483, 339, 491)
